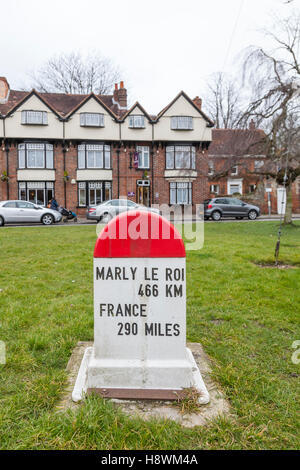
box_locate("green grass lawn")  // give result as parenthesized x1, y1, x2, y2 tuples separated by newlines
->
(0, 221, 299, 450)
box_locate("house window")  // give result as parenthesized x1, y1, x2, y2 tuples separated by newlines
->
(21, 111, 48, 125)
(171, 116, 193, 130)
(254, 160, 264, 170)
(80, 113, 104, 127)
(170, 182, 192, 205)
(166, 146, 196, 170)
(210, 184, 220, 194)
(78, 144, 111, 169)
(129, 115, 145, 128)
(78, 181, 112, 207)
(229, 183, 241, 195)
(136, 146, 150, 168)
(18, 181, 54, 206)
(249, 184, 256, 193)
(208, 161, 214, 175)
(231, 165, 238, 175)
(18, 143, 54, 169)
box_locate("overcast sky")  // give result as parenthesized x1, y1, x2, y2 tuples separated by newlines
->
(1, 0, 299, 113)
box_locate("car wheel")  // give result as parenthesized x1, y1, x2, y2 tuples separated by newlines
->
(248, 210, 258, 220)
(0, 216, 4, 227)
(211, 211, 222, 221)
(42, 214, 54, 225)
(102, 212, 113, 223)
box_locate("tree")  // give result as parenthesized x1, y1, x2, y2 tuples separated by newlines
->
(203, 72, 246, 128)
(241, 13, 300, 224)
(30, 51, 121, 95)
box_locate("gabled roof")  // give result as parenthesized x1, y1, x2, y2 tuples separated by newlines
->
(65, 92, 119, 120)
(118, 101, 154, 123)
(0, 89, 120, 119)
(156, 90, 214, 127)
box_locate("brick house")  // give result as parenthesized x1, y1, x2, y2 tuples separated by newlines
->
(208, 126, 300, 214)
(0, 77, 213, 215)
(1, 77, 299, 216)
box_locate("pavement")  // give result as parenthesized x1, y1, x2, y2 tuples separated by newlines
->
(1, 214, 299, 228)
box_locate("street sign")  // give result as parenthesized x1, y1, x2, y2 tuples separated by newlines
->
(73, 211, 209, 403)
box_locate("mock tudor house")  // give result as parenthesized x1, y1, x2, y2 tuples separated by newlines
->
(0, 76, 299, 215)
(0, 78, 213, 215)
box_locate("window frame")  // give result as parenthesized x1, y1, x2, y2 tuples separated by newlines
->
(170, 116, 193, 130)
(136, 146, 150, 169)
(80, 113, 105, 127)
(21, 110, 48, 125)
(18, 181, 54, 206)
(129, 115, 145, 129)
(77, 181, 112, 207)
(231, 165, 238, 175)
(169, 181, 192, 205)
(77, 143, 111, 170)
(166, 145, 196, 170)
(18, 142, 54, 169)
(210, 184, 220, 194)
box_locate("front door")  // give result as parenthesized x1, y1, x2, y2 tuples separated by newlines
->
(137, 182, 150, 206)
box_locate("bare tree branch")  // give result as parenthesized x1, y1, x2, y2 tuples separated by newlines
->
(29, 51, 122, 95)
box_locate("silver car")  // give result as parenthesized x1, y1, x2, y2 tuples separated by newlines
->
(87, 199, 160, 222)
(0, 200, 62, 226)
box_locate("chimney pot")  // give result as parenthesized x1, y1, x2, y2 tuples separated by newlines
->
(120, 81, 124, 89)
(115, 83, 118, 90)
(193, 96, 202, 110)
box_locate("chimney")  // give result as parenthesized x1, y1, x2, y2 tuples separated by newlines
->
(249, 119, 256, 131)
(0, 77, 10, 104)
(113, 81, 127, 110)
(117, 81, 127, 109)
(193, 96, 202, 110)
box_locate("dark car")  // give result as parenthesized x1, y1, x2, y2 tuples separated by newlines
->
(204, 197, 260, 221)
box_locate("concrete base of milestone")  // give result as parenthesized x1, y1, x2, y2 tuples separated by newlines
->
(72, 345, 210, 404)
(57, 342, 231, 428)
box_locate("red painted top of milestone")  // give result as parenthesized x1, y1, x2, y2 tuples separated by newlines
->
(94, 211, 186, 258)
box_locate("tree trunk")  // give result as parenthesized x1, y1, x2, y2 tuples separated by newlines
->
(284, 183, 293, 224)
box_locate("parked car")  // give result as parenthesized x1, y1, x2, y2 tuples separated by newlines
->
(204, 197, 260, 221)
(87, 199, 160, 222)
(0, 200, 62, 226)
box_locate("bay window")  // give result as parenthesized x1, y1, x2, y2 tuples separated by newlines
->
(78, 181, 112, 207)
(78, 144, 111, 169)
(18, 181, 54, 206)
(166, 145, 196, 170)
(18, 143, 54, 169)
(170, 182, 192, 205)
